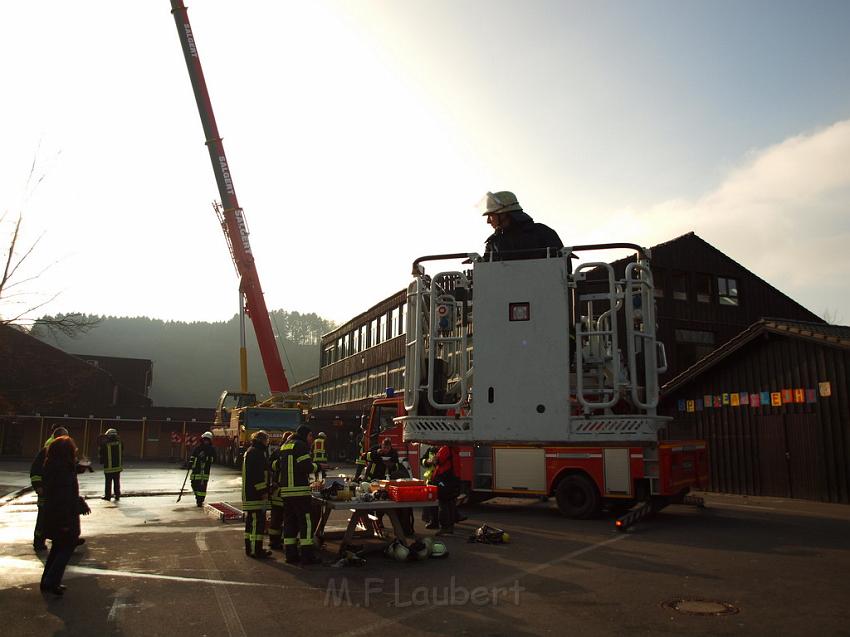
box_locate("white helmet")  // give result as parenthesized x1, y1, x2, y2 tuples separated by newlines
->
(105, 428, 118, 436)
(202, 431, 213, 440)
(430, 541, 449, 558)
(393, 543, 411, 562)
(480, 191, 522, 216)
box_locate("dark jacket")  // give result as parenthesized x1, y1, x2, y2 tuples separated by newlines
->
(276, 433, 316, 499)
(99, 437, 123, 474)
(241, 440, 269, 511)
(189, 441, 215, 480)
(484, 211, 563, 261)
(364, 446, 400, 479)
(30, 435, 56, 491)
(42, 459, 81, 543)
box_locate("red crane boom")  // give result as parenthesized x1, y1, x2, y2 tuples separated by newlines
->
(170, 0, 289, 393)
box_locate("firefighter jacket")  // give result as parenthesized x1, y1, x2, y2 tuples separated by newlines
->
(363, 446, 399, 480)
(484, 210, 563, 261)
(268, 445, 283, 507)
(312, 437, 328, 463)
(99, 437, 123, 474)
(241, 441, 269, 511)
(189, 441, 215, 480)
(30, 434, 57, 491)
(275, 435, 316, 499)
(420, 447, 438, 484)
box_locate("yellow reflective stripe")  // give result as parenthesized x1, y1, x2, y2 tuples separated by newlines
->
(296, 454, 312, 463)
(283, 538, 297, 545)
(287, 455, 294, 487)
(300, 512, 314, 546)
(254, 481, 267, 490)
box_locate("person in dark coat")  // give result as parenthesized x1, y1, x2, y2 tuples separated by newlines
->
(481, 191, 563, 261)
(242, 430, 272, 559)
(30, 426, 68, 551)
(40, 435, 90, 595)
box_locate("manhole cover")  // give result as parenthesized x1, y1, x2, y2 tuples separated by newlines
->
(662, 598, 740, 616)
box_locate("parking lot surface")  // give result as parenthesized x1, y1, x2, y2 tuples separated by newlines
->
(2, 461, 849, 636)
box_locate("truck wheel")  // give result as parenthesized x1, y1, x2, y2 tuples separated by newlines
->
(556, 474, 600, 519)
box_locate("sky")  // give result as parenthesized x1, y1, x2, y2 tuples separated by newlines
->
(2, 0, 849, 330)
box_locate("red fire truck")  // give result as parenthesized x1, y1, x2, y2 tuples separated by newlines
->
(361, 245, 708, 528)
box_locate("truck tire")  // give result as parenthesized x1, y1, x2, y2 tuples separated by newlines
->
(555, 474, 600, 519)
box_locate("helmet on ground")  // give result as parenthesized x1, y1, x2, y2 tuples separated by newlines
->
(393, 543, 411, 562)
(501, 532, 511, 543)
(105, 428, 118, 436)
(480, 191, 522, 216)
(202, 431, 213, 440)
(430, 541, 449, 558)
(421, 537, 434, 554)
(410, 540, 429, 560)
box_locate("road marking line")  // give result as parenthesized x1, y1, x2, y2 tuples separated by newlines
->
(196, 531, 247, 637)
(715, 503, 777, 511)
(336, 533, 629, 637)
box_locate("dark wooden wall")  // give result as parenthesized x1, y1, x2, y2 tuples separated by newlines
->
(663, 333, 849, 503)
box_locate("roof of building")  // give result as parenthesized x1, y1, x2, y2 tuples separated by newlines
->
(662, 317, 850, 396)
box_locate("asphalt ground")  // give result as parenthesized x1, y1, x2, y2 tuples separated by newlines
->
(2, 461, 849, 637)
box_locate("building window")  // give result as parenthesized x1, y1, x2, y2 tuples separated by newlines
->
(343, 332, 351, 358)
(360, 325, 368, 350)
(370, 319, 379, 347)
(146, 422, 160, 442)
(696, 273, 712, 303)
(380, 314, 388, 343)
(674, 329, 716, 369)
(400, 302, 407, 335)
(717, 277, 739, 306)
(672, 271, 688, 301)
(353, 328, 359, 353)
(391, 307, 400, 338)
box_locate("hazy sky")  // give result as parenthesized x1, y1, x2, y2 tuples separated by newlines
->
(2, 0, 849, 329)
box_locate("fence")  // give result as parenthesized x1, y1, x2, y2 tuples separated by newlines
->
(0, 414, 217, 462)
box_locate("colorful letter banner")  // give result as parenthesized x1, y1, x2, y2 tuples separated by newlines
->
(818, 381, 831, 397)
(806, 389, 817, 403)
(794, 388, 805, 403)
(739, 392, 749, 405)
(771, 392, 782, 406)
(714, 395, 722, 408)
(781, 389, 793, 403)
(750, 392, 761, 408)
(760, 391, 770, 406)
(722, 393, 730, 406)
(696, 398, 704, 411)
(730, 393, 740, 407)
(704, 395, 713, 409)
(678, 399, 686, 411)
(686, 400, 695, 413)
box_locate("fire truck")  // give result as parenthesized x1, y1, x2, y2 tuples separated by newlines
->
(170, 1, 308, 465)
(362, 244, 708, 528)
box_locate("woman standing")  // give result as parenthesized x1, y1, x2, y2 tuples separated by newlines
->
(40, 435, 88, 595)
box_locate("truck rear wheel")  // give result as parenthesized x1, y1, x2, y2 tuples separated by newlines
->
(556, 474, 601, 519)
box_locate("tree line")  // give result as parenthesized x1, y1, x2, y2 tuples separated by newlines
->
(30, 310, 335, 408)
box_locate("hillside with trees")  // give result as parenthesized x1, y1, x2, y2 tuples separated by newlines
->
(31, 310, 334, 408)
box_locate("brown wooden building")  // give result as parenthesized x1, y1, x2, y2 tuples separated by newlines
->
(595, 232, 824, 381)
(661, 318, 850, 503)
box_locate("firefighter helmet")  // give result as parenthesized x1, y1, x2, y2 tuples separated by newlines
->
(105, 428, 118, 436)
(318, 432, 327, 438)
(480, 191, 522, 216)
(202, 431, 213, 440)
(430, 541, 449, 558)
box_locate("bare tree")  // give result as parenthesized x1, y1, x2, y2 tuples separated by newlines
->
(0, 212, 99, 337)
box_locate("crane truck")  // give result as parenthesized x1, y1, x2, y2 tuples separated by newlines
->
(361, 244, 708, 528)
(170, 1, 309, 464)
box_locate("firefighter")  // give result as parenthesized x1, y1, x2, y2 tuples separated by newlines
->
(188, 432, 216, 507)
(268, 431, 294, 550)
(353, 432, 368, 481)
(361, 437, 399, 480)
(312, 431, 328, 480)
(481, 191, 563, 261)
(277, 425, 320, 565)
(99, 428, 123, 501)
(420, 446, 440, 529)
(242, 430, 272, 559)
(30, 426, 69, 551)
(432, 445, 460, 536)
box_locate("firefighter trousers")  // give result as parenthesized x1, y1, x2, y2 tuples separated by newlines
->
(104, 472, 121, 499)
(269, 503, 284, 548)
(282, 495, 313, 558)
(244, 509, 267, 556)
(190, 479, 208, 505)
